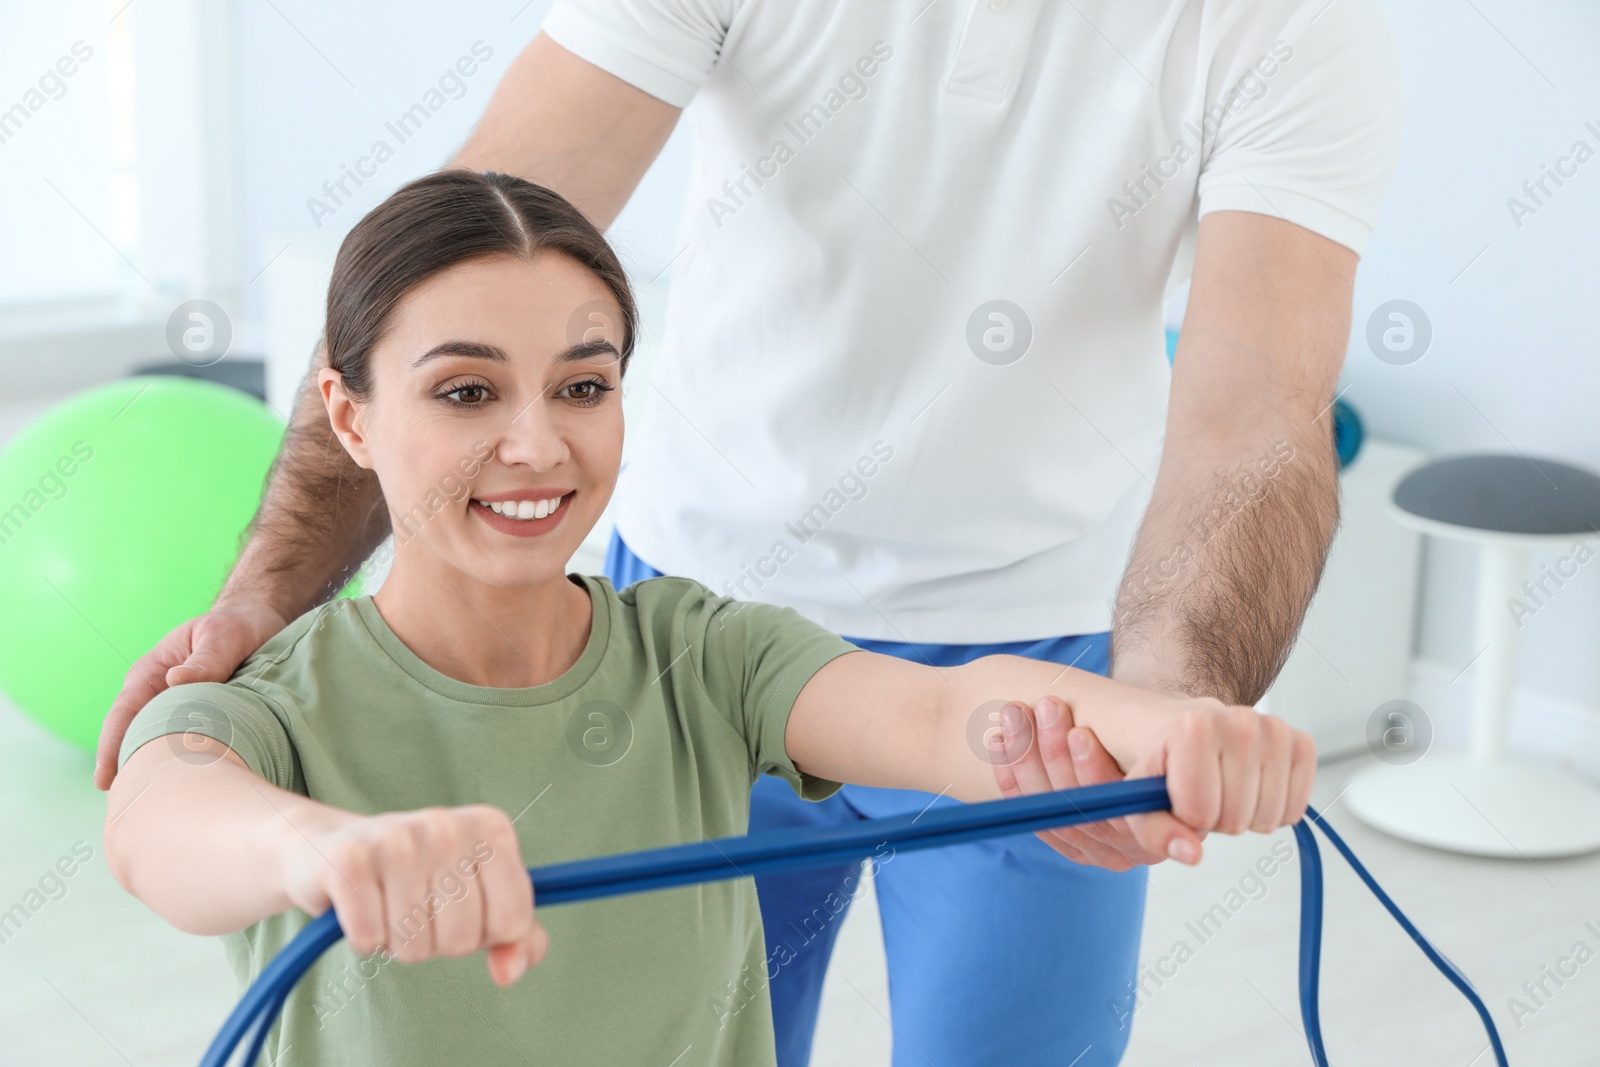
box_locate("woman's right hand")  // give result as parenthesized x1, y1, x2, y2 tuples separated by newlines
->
(280, 804, 547, 986)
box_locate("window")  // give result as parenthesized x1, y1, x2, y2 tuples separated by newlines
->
(0, 0, 223, 323)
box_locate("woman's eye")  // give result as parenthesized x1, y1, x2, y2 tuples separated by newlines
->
(443, 383, 489, 405)
(558, 379, 614, 405)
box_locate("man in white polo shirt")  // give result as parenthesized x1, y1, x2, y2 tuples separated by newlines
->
(97, 1, 1403, 1063)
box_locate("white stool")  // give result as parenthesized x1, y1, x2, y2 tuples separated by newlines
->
(1344, 453, 1600, 858)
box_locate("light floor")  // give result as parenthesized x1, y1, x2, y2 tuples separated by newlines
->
(809, 751, 1600, 1066)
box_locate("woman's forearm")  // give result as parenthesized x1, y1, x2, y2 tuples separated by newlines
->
(929, 654, 1185, 798)
(792, 648, 1308, 861)
(104, 737, 356, 936)
(788, 648, 1187, 806)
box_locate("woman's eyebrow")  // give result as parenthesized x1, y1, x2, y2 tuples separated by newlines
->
(412, 340, 506, 366)
(411, 338, 620, 367)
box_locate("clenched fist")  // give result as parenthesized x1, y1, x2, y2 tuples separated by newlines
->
(279, 803, 547, 986)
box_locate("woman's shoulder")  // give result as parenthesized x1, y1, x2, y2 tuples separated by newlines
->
(212, 597, 382, 718)
(112, 608, 349, 790)
(602, 572, 723, 611)
(234, 599, 357, 682)
(594, 572, 752, 637)
(589, 571, 844, 653)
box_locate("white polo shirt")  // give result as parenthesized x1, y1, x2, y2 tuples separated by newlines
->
(542, 0, 1404, 643)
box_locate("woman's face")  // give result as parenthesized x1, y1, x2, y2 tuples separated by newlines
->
(323, 251, 625, 591)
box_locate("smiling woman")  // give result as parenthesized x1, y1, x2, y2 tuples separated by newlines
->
(314, 170, 635, 665)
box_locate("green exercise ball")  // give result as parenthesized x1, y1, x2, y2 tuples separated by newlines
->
(0, 376, 286, 752)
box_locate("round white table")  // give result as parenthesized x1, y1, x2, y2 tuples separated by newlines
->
(1344, 453, 1600, 858)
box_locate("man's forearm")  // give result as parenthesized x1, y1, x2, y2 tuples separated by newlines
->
(218, 343, 389, 620)
(1109, 423, 1340, 706)
(1109, 210, 1355, 705)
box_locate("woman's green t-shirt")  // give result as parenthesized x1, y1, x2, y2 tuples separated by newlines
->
(116, 572, 862, 1066)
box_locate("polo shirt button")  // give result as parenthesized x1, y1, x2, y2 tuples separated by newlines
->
(989, 0, 1009, 10)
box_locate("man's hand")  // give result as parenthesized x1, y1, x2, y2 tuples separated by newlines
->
(93, 601, 288, 791)
(988, 697, 1175, 872)
(990, 696, 1314, 867)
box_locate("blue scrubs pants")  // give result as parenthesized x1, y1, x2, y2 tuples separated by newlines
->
(603, 529, 1148, 1066)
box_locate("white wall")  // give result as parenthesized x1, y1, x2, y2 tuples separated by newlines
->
(225, 0, 692, 344)
(1348, 0, 1600, 708)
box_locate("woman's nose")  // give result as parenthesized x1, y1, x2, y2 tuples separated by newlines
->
(490, 399, 570, 471)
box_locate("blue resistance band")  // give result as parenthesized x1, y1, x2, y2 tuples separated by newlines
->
(198, 776, 1509, 1067)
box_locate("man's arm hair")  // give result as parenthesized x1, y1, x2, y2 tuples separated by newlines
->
(1112, 430, 1339, 706)
(1109, 210, 1355, 706)
(219, 33, 682, 619)
(218, 341, 388, 617)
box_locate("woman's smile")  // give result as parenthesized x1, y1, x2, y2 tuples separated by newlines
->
(470, 489, 575, 538)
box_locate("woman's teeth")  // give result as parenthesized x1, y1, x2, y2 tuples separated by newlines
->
(476, 495, 565, 520)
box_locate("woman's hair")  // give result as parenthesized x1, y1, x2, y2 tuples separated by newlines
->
(324, 169, 638, 401)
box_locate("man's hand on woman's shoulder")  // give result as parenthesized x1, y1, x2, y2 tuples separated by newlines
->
(94, 600, 289, 791)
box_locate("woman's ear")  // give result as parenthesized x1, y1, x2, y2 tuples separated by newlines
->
(318, 368, 374, 470)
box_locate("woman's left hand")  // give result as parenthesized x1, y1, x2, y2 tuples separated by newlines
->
(989, 695, 1315, 868)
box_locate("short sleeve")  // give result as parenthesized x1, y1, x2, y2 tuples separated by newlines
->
(1196, 0, 1405, 255)
(540, 0, 745, 108)
(689, 590, 861, 801)
(116, 681, 302, 793)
